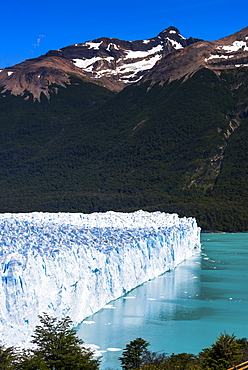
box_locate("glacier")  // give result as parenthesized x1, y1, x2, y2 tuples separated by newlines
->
(0, 210, 200, 347)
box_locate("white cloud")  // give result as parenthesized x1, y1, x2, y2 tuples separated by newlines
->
(33, 34, 46, 48)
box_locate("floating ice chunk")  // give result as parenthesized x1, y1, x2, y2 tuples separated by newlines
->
(82, 321, 95, 325)
(85, 344, 100, 350)
(85, 344, 106, 356)
(107, 348, 122, 351)
(123, 296, 136, 299)
(103, 304, 116, 309)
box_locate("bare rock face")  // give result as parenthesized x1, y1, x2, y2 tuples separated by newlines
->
(0, 27, 200, 99)
(142, 26, 248, 85)
(0, 57, 89, 100)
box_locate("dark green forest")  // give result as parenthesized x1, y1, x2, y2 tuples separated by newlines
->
(0, 68, 248, 231)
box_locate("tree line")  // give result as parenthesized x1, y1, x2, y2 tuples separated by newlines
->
(119, 335, 248, 370)
(0, 314, 247, 369)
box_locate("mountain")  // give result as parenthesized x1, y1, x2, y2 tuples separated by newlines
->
(0, 26, 248, 231)
(0, 27, 201, 99)
(143, 26, 248, 84)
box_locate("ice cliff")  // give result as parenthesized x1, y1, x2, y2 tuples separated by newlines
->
(0, 211, 200, 346)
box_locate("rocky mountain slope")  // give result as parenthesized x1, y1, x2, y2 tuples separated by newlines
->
(0, 26, 248, 231)
(0, 27, 200, 99)
(143, 26, 248, 85)
(1, 26, 248, 100)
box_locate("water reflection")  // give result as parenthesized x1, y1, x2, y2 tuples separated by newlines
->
(77, 234, 248, 370)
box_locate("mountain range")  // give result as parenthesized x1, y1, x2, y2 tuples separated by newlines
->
(0, 26, 248, 231)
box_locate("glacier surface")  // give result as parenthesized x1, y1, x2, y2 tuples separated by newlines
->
(0, 211, 200, 347)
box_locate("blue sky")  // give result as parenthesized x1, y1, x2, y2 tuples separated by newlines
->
(1, 0, 247, 68)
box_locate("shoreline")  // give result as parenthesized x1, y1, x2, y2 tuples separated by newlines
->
(201, 230, 248, 233)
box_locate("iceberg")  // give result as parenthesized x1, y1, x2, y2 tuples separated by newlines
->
(0, 211, 200, 346)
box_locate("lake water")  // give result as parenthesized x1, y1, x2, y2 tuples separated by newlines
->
(76, 233, 248, 370)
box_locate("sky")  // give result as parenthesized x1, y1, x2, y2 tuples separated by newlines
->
(1, 0, 247, 68)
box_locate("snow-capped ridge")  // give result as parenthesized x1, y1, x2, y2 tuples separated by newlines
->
(0, 26, 201, 98)
(1, 26, 247, 99)
(142, 26, 248, 86)
(66, 26, 196, 88)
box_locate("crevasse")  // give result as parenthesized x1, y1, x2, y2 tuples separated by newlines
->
(0, 210, 201, 346)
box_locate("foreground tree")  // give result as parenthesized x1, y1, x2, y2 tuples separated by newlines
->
(237, 337, 248, 362)
(28, 313, 100, 370)
(199, 333, 243, 370)
(165, 352, 201, 370)
(119, 338, 150, 369)
(142, 350, 168, 367)
(0, 344, 18, 370)
(16, 349, 48, 370)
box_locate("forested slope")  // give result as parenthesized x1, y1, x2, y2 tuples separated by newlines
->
(0, 68, 248, 231)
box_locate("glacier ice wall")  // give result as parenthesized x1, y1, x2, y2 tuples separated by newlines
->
(0, 211, 200, 346)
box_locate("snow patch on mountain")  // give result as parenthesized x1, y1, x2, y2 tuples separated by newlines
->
(205, 53, 235, 61)
(167, 38, 184, 49)
(73, 45, 163, 83)
(73, 56, 114, 70)
(85, 41, 103, 49)
(106, 43, 119, 51)
(81, 54, 162, 82)
(217, 40, 248, 52)
(116, 55, 162, 82)
(0, 211, 200, 347)
(123, 44, 163, 59)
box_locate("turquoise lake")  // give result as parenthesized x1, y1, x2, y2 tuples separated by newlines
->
(76, 233, 248, 369)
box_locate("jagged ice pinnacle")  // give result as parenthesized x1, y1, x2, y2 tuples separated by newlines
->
(0, 211, 201, 346)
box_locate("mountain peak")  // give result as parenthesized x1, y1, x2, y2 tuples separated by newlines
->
(0, 27, 200, 99)
(158, 26, 181, 36)
(142, 26, 248, 86)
